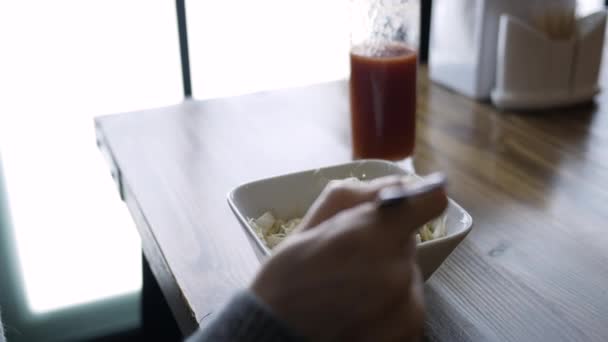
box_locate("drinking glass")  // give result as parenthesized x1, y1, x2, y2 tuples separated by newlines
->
(349, 0, 420, 169)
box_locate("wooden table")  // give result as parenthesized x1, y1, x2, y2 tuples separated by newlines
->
(95, 69, 608, 341)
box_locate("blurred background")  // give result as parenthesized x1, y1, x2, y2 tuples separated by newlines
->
(0, 0, 604, 341)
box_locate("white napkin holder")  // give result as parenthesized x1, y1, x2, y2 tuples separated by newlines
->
(491, 11, 607, 110)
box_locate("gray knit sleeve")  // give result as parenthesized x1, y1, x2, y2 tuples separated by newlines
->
(186, 290, 305, 342)
(0, 309, 5, 342)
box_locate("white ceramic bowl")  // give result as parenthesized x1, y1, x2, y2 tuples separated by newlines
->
(227, 160, 473, 280)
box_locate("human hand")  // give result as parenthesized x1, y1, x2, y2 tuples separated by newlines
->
(251, 175, 448, 341)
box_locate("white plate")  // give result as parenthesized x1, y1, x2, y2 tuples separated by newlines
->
(227, 160, 473, 280)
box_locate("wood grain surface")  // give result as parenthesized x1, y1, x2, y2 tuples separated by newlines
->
(95, 68, 608, 341)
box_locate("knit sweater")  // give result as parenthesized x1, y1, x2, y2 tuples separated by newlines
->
(186, 291, 304, 342)
(0, 309, 5, 342)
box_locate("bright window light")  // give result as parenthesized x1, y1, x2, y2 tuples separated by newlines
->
(0, 0, 181, 314)
(187, 0, 351, 100)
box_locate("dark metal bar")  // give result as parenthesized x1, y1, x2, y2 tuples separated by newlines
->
(420, 0, 432, 63)
(142, 253, 182, 340)
(176, 0, 192, 98)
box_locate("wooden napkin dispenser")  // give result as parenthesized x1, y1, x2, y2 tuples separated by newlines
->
(491, 11, 607, 110)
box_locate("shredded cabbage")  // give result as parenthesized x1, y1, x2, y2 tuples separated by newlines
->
(249, 212, 302, 249)
(250, 210, 447, 250)
(249, 176, 447, 249)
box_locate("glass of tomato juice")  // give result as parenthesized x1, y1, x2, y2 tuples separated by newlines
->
(349, 0, 420, 167)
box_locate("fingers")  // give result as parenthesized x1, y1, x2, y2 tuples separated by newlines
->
(314, 174, 448, 251)
(377, 178, 448, 238)
(377, 173, 446, 209)
(298, 175, 406, 231)
(334, 182, 446, 247)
